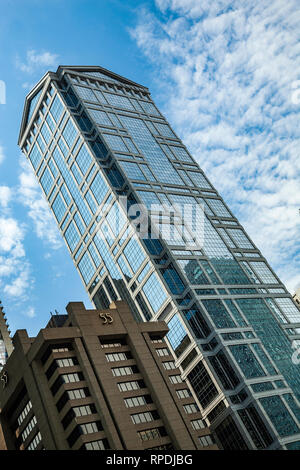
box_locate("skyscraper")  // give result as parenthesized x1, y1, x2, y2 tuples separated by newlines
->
(18, 66, 300, 450)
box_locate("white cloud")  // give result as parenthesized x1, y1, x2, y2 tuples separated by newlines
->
(132, 0, 300, 294)
(0, 213, 32, 300)
(0, 216, 24, 256)
(0, 186, 12, 208)
(16, 50, 59, 74)
(24, 306, 36, 318)
(0, 146, 5, 165)
(3, 264, 32, 298)
(18, 157, 62, 250)
(22, 82, 37, 91)
(0, 154, 63, 305)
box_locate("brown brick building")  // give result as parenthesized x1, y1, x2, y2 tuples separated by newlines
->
(0, 301, 217, 451)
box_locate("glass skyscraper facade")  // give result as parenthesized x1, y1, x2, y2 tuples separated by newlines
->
(18, 66, 300, 450)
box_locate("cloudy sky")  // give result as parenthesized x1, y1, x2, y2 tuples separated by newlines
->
(0, 0, 299, 336)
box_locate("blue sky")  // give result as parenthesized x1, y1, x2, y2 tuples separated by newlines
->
(0, 0, 299, 337)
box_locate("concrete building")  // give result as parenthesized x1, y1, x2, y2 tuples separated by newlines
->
(0, 301, 216, 451)
(0, 301, 13, 369)
(18, 65, 300, 449)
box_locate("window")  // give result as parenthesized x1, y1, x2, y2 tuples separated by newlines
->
(119, 116, 183, 185)
(102, 133, 127, 152)
(238, 406, 273, 449)
(207, 401, 226, 423)
(26, 431, 42, 451)
(73, 85, 99, 103)
(249, 262, 278, 284)
(206, 199, 231, 217)
(71, 162, 82, 184)
(68, 388, 90, 400)
(176, 389, 192, 399)
(75, 144, 92, 175)
(147, 444, 174, 450)
(27, 89, 43, 125)
(51, 372, 84, 396)
(169, 375, 183, 384)
(40, 122, 51, 145)
(123, 238, 145, 272)
(56, 357, 78, 368)
(178, 259, 209, 285)
(162, 361, 176, 370)
(105, 352, 132, 362)
(21, 416, 37, 442)
(131, 411, 159, 424)
(138, 427, 167, 442)
(191, 419, 206, 430)
(119, 161, 146, 180)
(167, 315, 191, 358)
(275, 297, 300, 323)
(227, 229, 254, 249)
(156, 348, 170, 357)
(188, 361, 218, 409)
(78, 252, 95, 285)
(111, 365, 139, 377)
(62, 118, 77, 148)
(183, 403, 199, 414)
(41, 343, 73, 364)
(29, 143, 42, 170)
(215, 415, 248, 450)
(46, 113, 55, 132)
(187, 171, 212, 189)
(106, 202, 127, 237)
(140, 101, 160, 116)
(181, 349, 197, 370)
(150, 335, 164, 343)
(160, 264, 186, 295)
(90, 172, 109, 205)
(62, 405, 97, 429)
(49, 95, 63, 122)
(198, 435, 214, 447)
(56, 388, 90, 412)
(58, 136, 68, 156)
(118, 380, 145, 392)
(17, 401, 33, 427)
(142, 273, 168, 314)
(103, 92, 135, 110)
(229, 344, 266, 379)
(259, 395, 299, 437)
(100, 338, 127, 348)
(65, 222, 80, 252)
(184, 304, 211, 340)
(40, 168, 54, 196)
(67, 421, 103, 448)
(46, 357, 79, 380)
(83, 439, 110, 450)
(52, 194, 66, 223)
(155, 122, 176, 138)
(170, 146, 192, 162)
(87, 108, 112, 126)
(124, 395, 152, 408)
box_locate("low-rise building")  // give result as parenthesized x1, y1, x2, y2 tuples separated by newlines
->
(0, 301, 217, 451)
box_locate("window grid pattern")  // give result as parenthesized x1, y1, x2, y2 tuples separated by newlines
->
(142, 273, 168, 313)
(21, 75, 300, 449)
